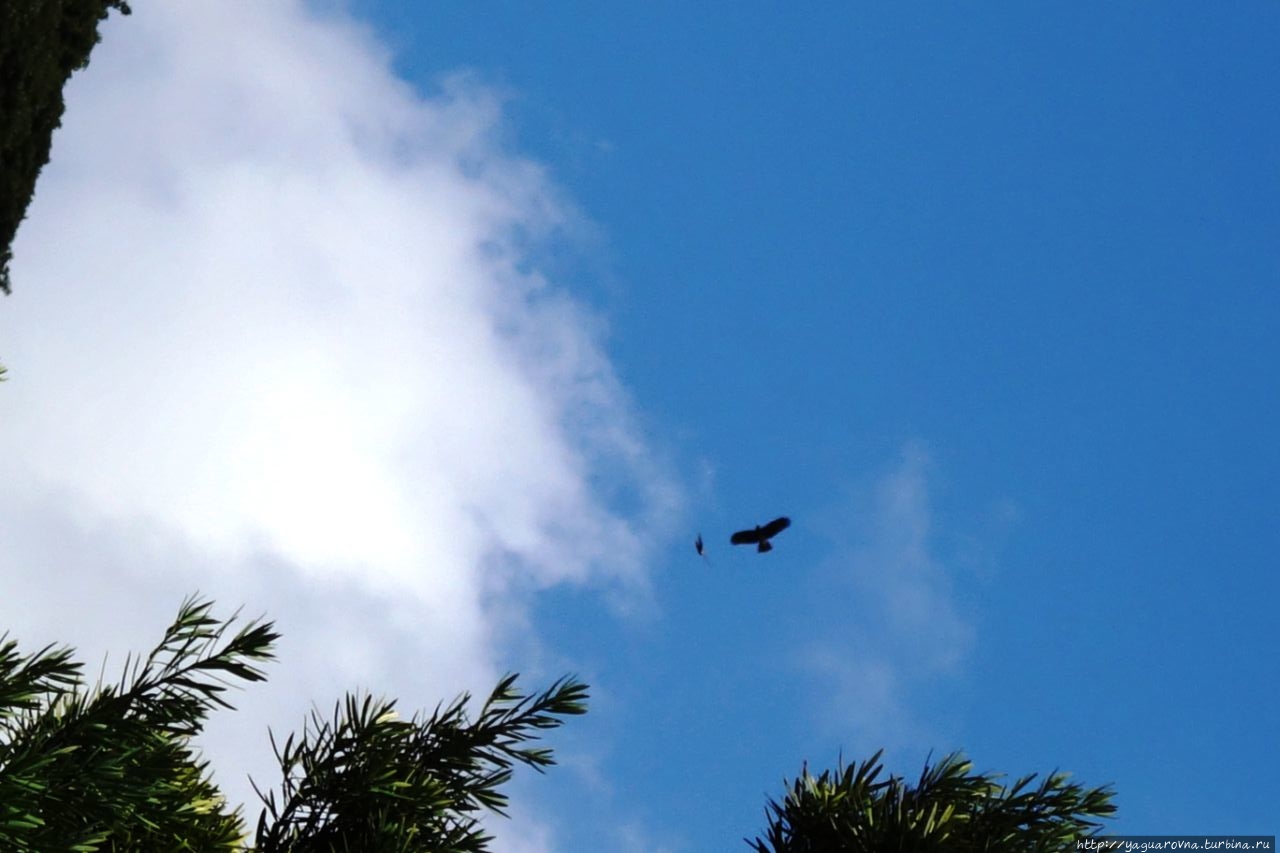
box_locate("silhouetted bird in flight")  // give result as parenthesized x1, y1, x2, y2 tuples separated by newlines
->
(730, 516, 791, 553)
(694, 533, 710, 564)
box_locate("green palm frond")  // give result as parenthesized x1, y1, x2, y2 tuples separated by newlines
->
(749, 750, 1115, 852)
(253, 674, 587, 853)
(0, 595, 277, 851)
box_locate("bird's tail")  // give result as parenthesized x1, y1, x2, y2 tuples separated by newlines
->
(758, 540, 773, 553)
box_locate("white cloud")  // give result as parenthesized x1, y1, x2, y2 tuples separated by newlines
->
(0, 1, 676, 847)
(800, 443, 976, 746)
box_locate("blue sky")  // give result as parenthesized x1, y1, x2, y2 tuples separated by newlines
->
(355, 2, 1278, 844)
(2, 2, 1277, 850)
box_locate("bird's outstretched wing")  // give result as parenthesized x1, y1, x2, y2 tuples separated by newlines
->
(730, 528, 762, 545)
(695, 534, 705, 556)
(760, 516, 791, 539)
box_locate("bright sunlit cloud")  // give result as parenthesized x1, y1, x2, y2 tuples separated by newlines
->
(0, 2, 676, 846)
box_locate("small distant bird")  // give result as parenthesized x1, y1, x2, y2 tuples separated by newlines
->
(730, 516, 791, 553)
(695, 533, 711, 564)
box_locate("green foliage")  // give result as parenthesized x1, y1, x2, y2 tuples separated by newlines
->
(749, 749, 1116, 853)
(1, 0, 131, 295)
(253, 674, 589, 853)
(0, 596, 587, 852)
(0, 595, 278, 851)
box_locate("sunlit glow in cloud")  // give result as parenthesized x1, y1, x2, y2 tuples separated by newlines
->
(0, 1, 675, 846)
